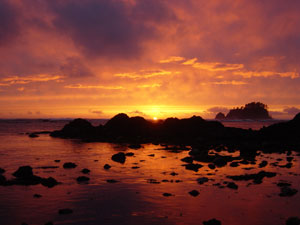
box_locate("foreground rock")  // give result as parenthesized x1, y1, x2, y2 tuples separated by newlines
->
(49, 112, 300, 152)
(63, 162, 77, 169)
(111, 152, 126, 163)
(58, 208, 73, 215)
(0, 166, 59, 187)
(203, 218, 222, 225)
(227, 171, 276, 183)
(286, 217, 300, 225)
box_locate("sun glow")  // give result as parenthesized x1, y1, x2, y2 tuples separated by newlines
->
(153, 117, 158, 121)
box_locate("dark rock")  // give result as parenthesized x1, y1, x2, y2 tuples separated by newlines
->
(181, 157, 193, 163)
(76, 176, 90, 183)
(41, 177, 59, 188)
(106, 179, 118, 183)
(277, 182, 291, 187)
(128, 144, 142, 149)
(29, 133, 39, 138)
(0, 175, 6, 185)
(197, 177, 209, 184)
(13, 166, 34, 178)
(203, 218, 222, 225)
(189, 190, 199, 197)
(286, 217, 300, 225)
(162, 193, 173, 197)
(58, 208, 73, 215)
(184, 163, 203, 172)
(213, 157, 227, 167)
(33, 194, 42, 198)
(0, 167, 6, 174)
(279, 187, 298, 197)
(147, 179, 160, 184)
(229, 162, 239, 167)
(215, 112, 226, 120)
(170, 172, 178, 176)
(81, 168, 90, 174)
(44, 222, 54, 225)
(132, 166, 140, 169)
(111, 152, 126, 164)
(259, 161, 268, 168)
(148, 154, 155, 157)
(54, 160, 60, 163)
(104, 164, 111, 170)
(279, 163, 293, 168)
(225, 102, 271, 120)
(287, 157, 294, 162)
(227, 171, 276, 183)
(208, 164, 216, 169)
(51, 118, 96, 139)
(125, 152, 134, 156)
(63, 162, 77, 169)
(227, 182, 238, 189)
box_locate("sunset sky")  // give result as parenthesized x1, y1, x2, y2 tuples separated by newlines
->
(1, 0, 300, 119)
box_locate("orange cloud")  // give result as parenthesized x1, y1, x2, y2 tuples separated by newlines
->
(64, 84, 124, 90)
(114, 69, 174, 79)
(2, 75, 64, 85)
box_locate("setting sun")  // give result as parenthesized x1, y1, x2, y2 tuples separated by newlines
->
(153, 117, 158, 121)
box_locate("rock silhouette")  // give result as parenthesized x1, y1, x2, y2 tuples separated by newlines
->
(216, 102, 272, 120)
(50, 112, 300, 152)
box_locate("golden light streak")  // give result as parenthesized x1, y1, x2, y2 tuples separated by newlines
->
(64, 84, 124, 90)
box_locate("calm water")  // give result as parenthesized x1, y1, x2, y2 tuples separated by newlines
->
(0, 120, 299, 225)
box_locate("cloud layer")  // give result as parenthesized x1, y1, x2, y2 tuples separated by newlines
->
(0, 0, 300, 118)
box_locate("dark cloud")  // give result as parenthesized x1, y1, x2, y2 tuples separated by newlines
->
(0, 0, 19, 45)
(206, 107, 229, 114)
(60, 57, 93, 78)
(283, 107, 300, 115)
(91, 110, 103, 115)
(48, 0, 176, 59)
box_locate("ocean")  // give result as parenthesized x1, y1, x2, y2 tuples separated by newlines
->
(0, 119, 299, 225)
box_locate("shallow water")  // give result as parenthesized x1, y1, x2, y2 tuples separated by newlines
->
(0, 120, 299, 225)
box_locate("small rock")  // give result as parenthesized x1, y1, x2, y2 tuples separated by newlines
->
(54, 160, 60, 163)
(58, 208, 73, 215)
(13, 166, 33, 178)
(227, 182, 238, 189)
(287, 157, 294, 162)
(189, 190, 199, 197)
(162, 193, 173, 197)
(203, 218, 222, 225)
(181, 157, 193, 163)
(29, 133, 39, 138)
(44, 222, 54, 225)
(0, 167, 5, 174)
(170, 172, 178, 176)
(125, 152, 134, 156)
(277, 182, 291, 187)
(81, 168, 90, 174)
(111, 152, 126, 163)
(197, 177, 209, 184)
(41, 177, 59, 188)
(148, 154, 155, 157)
(184, 163, 203, 172)
(104, 164, 111, 170)
(63, 162, 77, 169)
(229, 162, 239, 167)
(286, 217, 300, 225)
(76, 176, 90, 183)
(33, 194, 42, 198)
(128, 144, 142, 149)
(208, 164, 216, 169)
(259, 161, 268, 168)
(106, 179, 118, 183)
(279, 187, 298, 197)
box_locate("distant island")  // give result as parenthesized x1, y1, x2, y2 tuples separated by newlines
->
(215, 102, 272, 120)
